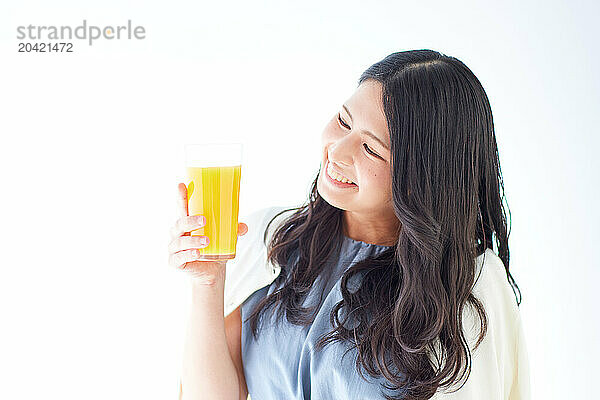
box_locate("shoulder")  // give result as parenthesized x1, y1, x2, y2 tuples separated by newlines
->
(223, 206, 297, 317)
(432, 248, 531, 399)
(459, 249, 525, 366)
(240, 206, 296, 242)
(471, 249, 522, 338)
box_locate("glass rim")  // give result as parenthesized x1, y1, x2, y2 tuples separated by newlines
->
(184, 142, 243, 167)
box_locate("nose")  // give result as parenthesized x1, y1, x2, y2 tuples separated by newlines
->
(327, 150, 352, 169)
(327, 135, 357, 167)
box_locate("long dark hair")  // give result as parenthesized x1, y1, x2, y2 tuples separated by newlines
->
(244, 50, 522, 400)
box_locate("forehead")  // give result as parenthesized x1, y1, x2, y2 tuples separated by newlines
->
(344, 81, 389, 144)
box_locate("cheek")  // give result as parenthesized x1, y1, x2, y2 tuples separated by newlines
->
(321, 119, 337, 142)
(363, 168, 391, 193)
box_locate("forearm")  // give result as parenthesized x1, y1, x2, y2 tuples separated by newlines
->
(181, 270, 239, 400)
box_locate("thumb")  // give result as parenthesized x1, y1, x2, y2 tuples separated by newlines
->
(237, 222, 248, 236)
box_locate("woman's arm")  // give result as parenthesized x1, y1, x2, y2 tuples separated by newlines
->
(180, 273, 240, 400)
(225, 306, 249, 400)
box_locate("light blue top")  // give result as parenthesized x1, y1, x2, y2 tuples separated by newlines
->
(241, 235, 407, 400)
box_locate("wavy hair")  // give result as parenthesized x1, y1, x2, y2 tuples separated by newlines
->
(244, 50, 522, 400)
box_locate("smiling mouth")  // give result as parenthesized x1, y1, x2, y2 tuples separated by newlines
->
(324, 161, 358, 188)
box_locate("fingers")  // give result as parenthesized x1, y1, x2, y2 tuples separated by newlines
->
(237, 222, 248, 236)
(168, 235, 210, 255)
(168, 220, 246, 272)
(170, 214, 206, 240)
(169, 248, 203, 270)
(176, 183, 189, 218)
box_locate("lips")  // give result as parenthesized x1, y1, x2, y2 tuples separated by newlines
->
(325, 161, 358, 188)
(326, 161, 356, 184)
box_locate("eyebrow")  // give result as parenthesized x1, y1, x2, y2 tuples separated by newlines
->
(342, 104, 389, 150)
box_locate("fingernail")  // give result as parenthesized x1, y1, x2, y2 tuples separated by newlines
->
(197, 216, 206, 225)
(200, 237, 209, 245)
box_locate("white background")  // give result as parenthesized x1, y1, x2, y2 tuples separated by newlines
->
(1, 0, 598, 399)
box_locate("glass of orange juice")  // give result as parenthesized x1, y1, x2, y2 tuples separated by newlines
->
(184, 143, 243, 260)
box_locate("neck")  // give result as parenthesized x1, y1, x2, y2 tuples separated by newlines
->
(342, 209, 400, 246)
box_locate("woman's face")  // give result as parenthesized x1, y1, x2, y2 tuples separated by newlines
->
(317, 80, 394, 221)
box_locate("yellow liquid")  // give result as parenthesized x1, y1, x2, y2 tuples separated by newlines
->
(186, 165, 241, 260)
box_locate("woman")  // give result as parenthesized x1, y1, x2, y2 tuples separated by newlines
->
(170, 49, 530, 400)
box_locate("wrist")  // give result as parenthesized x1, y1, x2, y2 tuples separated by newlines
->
(189, 263, 226, 290)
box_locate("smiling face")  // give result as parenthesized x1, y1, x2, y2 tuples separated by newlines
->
(317, 80, 399, 244)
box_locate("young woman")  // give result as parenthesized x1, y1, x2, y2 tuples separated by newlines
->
(170, 49, 530, 400)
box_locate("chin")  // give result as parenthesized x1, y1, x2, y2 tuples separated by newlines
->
(317, 175, 350, 210)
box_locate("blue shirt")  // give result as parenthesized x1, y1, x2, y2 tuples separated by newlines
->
(241, 235, 407, 400)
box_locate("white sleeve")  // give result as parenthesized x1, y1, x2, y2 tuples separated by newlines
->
(509, 312, 531, 400)
(222, 206, 291, 317)
(431, 250, 531, 400)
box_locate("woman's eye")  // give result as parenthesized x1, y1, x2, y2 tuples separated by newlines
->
(337, 113, 381, 159)
(363, 143, 380, 158)
(337, 114, 350, 129)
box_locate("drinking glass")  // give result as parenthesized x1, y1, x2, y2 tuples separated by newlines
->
(184, 143, 243, 260)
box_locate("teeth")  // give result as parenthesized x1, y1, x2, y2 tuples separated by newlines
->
(327, 162, 354, 184)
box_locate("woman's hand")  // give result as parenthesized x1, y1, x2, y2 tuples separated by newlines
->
(168, 183, 248, 286)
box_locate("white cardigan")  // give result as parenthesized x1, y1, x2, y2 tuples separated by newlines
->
(223, 206, 531, 400)
(223, 206, 293, 318)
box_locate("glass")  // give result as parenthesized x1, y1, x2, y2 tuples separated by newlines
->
(184, 143, 243, 260)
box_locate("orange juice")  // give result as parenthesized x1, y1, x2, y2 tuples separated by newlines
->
(186, 165, 241, 260)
